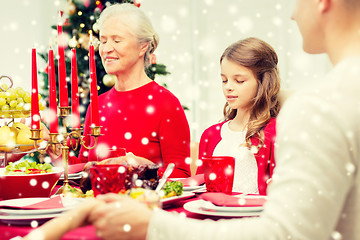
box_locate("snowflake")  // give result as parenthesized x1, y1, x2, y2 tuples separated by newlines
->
(42, 181, 50, 189)
(146, 106, 155, 114)
(124, 132, 132, 140)
(29, 179, 37, 186)
(141, 137, 149, 145)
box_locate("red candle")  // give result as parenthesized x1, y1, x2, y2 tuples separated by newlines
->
(71, 48, 81, 129)
(89, 33, 100, 126)
(57, 12, 69, 107)
(31, 48, 40, 130)
(48, 47, 59, 133)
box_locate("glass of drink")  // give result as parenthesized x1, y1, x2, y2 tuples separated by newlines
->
(202, 156, 235, 194)
(90, 164, 127, 196)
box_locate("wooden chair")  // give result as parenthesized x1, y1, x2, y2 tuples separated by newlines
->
(190, 141, 199, 176)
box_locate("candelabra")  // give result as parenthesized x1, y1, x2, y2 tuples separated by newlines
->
(30, 106, 101, 195)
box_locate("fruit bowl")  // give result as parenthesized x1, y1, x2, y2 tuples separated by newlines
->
(0, 110, 31, 119)
(0, 167, 63, 200)
(0, 122, 42, 154)
(0, 144, 38, 153)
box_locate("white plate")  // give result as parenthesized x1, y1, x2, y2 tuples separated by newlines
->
(200, 195, 266, 212)
(0, 197, 82, 215)
(0, 213, 60, 226)
(183, 200, 262, 217)
(161, 192, 195, 205)
(183, 185, 205, 191)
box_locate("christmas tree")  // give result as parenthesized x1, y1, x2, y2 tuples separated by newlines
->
(38, 0, 170, 125)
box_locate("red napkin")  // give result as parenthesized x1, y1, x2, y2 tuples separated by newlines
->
(68, 163, 86, 174)
(0, 195, 64, 210)
(179, 174, 205, 187)
(25, 195, 64, 209)
(199, 192, 267, 207)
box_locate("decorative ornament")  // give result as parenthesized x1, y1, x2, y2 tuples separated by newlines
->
(95, 0, 104, 11)
(78, 30, 100, 51)
(63, 18, 70, 26)
(78, 86, 90, 98)
(84, 0, 90, 8)
(44, 64, 49, 74)
(134, 0, 141, 8)
(79, 33, 90, 50)
(64, 1, 77, 15)
(103, 74, 117, 87)
(94, 7, 102, 15)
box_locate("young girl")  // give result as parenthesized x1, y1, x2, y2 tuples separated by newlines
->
(196, 37, 280, 195)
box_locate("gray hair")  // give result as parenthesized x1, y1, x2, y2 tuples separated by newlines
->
(98, 3, 159, 68)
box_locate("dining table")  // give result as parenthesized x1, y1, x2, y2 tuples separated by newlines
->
(0, 194, 218, 239)
(0, 176, 264, 240)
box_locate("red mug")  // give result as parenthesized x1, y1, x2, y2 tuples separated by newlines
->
(202, 156, 235, 194)
(90, 164, 127, 196)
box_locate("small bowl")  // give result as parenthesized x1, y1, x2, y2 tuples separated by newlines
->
(0, 167, 63, 200)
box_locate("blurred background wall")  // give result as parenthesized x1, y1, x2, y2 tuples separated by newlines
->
(0, 0, 331, 141)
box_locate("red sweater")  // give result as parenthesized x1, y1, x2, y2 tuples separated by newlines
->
(70, 81, 191, 177)
(196, 118, 277, 195)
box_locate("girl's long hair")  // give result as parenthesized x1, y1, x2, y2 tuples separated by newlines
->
(220, 37, 280, 148)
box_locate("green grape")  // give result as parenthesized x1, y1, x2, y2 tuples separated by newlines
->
(6, 93, 16, 104)
(16, 102, 24, 110)
(17, 97, 24, 103)
(0, 92, 6, 98)
(24, 93, 31, 103)
(2, 105, 9, 111)
(39, 102, 45, 111)
(17, 89, 26, 98)
(0, 97, 6, 106)
(7, 88, 15, 94)
(38, 93, 42, 100)
(23, 103, 31, 111)
(9, 100, 17, 108)
(1, 84, 8, 91)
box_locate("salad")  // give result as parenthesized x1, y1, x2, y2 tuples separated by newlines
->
(161, 181, 183, 198)
(63, 181, 184, 200)
(4, 160, 53, 175)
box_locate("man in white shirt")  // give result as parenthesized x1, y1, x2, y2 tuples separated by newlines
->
(23, 0, 360, 239)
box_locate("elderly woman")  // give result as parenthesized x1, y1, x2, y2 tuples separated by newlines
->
(70, 3, 191, 177)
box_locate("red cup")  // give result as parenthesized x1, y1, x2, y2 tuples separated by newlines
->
(90, 164, 127, 196)
(96, 148, 126, 161)
(202, 156, 235, 194)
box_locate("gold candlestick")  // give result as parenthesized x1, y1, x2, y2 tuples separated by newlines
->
(31, 107, 102, 196)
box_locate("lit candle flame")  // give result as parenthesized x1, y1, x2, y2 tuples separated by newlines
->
(89, 30, 93, 45)
(69, 36, 77, 48)
(58, 11, 62, 26)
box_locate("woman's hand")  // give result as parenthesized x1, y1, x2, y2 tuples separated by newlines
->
(89, 193, 153, 240)
(23, 199, 102, 240)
